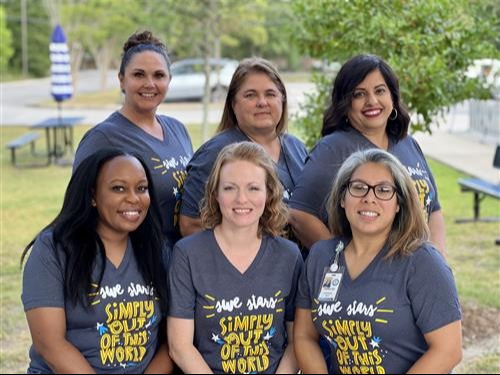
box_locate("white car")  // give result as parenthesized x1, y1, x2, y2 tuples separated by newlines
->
(165, 58, 239, 102)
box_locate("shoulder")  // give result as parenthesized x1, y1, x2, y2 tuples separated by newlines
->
(307, 237, 339, 264)
(408, 243, 449, 268)
(158, 114, 185, 129)
(282, 133, 307, 151)
(310, 130, 362, 158)
(266, 236, 302, 259)
(158, 115, 190, 136)
(190, 129, 243, 161)
(393, 135, 425, 155)
(26, 229, 63, 268)
(174, 230, 213, 255)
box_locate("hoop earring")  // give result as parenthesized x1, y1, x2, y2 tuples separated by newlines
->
(389, 108, 398, 121)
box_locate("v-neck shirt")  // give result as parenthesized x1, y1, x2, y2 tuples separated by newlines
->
(22, 230, 167, 373)
(74, 111, 193, 246)
(180, 127, 308, 219)
(168, 230, 303, 374)
(290, 128, 441, 224)
(296, 237, 461, 374)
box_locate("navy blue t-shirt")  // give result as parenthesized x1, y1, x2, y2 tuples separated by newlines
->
(168, 230, 304, 374)
(290, 128, 441, 224)
(74, 112, 193, 246)
(180, 127, 308, 218)
(296, 237, 461, 374)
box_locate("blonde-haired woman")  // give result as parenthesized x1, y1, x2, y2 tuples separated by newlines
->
(168, 142, 303, 373)
(294, 149, 462, 374)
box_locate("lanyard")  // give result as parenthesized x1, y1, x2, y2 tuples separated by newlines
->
(330, 240, 345, 272)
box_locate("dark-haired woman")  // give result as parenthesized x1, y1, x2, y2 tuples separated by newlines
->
(289, 54, 446, 254)
(22, 149, 173, 373)
(74, 30, 193, 247)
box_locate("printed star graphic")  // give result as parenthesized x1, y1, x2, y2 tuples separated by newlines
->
(173, 187, 179, 197)
(211, 333, 220, 343)
(370, 337, 381, 349)
(426, 196, 432, 206)
(96, 322, 103, 330)
(263, 332, 273, 340)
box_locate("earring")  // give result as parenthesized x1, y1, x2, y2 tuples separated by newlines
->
(91, 199, 96, 207)
(389, 108, 398, 120)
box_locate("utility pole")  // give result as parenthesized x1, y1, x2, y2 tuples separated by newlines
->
(21, 0, 28, 77)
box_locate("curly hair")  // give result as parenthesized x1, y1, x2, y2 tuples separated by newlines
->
(200, 142, 288, 237)
(119, 30, 171, 76)
(217, 57, 288, 135)
(327, 148, 429, 259)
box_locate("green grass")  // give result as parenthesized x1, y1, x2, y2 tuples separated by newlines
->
(428, 158, 500, 309)
(1, 126, 499, 373)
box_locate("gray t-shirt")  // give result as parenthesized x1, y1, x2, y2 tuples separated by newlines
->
(74, 111, 193, 245)
(180, 127, 308, 218)
(22, 230, 167, 374)
(168, 230, 304, 374)
(296, 237, 461, 374)
(290, 129, 441, 224)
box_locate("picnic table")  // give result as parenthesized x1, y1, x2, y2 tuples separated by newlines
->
(31, 116, 84, 165)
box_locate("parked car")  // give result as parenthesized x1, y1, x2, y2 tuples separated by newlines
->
(165, 58, 238, 102)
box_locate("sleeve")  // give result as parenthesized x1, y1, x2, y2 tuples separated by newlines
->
(180, 144, 219, 218)
(285, 252, 304, 322)
(407, 246, 462, 334)
(22, 233, 66, 311)
(289, 142, 340, 223)
(294, 251, 316, 310)
(167, 243, 197, 319)
(412, 138, 441, 212)
(73, 128, 113, 172)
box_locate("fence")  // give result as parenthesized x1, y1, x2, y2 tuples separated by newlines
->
(469, 100, 500, 144)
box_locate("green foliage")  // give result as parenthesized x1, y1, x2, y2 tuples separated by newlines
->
(293, 72, 333, 149)
(291, 0, 499, 144)
(3, 0, 51, 77)
(0, 6, 13, 75)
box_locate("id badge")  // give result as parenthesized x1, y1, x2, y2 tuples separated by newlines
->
(318, 266, 344, 302)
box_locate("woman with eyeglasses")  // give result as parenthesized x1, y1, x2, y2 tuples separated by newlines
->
(289, 54, 445, 255)
(294, 148, 462, 374)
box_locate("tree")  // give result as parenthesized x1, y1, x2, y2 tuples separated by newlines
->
(0, 6, 13, 76)
(291, 0, 499, 148)
(62, 0, 148, 90)
(3, 0, 51, 77)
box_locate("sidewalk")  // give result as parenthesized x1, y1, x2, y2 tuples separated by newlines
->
(413, 104, 499, 184)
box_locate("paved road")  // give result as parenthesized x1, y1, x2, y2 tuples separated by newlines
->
(2, 71, 497, 183)
(1, 70, 314, 126)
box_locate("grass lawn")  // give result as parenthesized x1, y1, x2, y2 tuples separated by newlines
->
(1, 125, 499, 373)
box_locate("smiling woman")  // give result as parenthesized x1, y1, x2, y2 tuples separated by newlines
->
(73, 31, 193, 247)
(167, 142, 303, 373)
(294, 148, 463, 374)
(20, 149, 173, 373)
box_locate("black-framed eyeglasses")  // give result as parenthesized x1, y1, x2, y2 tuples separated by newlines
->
(347, 181, 397, 201)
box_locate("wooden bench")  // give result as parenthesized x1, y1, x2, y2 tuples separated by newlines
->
(455, 178, 500, 223)
(5, 132, 47, 167)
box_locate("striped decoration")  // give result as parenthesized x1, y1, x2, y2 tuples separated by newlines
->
(50, 24, 73, 102)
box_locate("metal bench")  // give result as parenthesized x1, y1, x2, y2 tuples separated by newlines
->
(456, 145, 500, 225)
(5, 132, 48, 167)
(455, 178, 500, 223)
